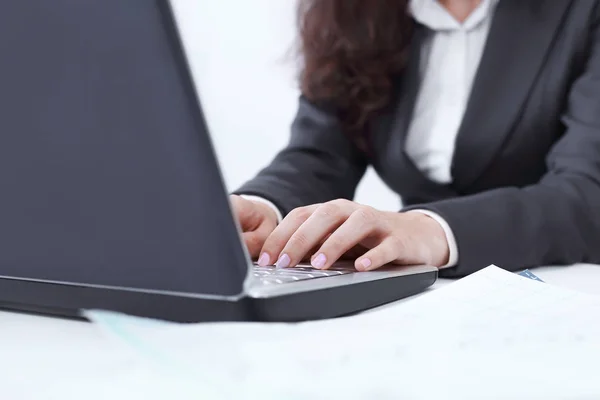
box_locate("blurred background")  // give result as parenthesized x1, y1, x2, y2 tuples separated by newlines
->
(171, 0, 400, 211)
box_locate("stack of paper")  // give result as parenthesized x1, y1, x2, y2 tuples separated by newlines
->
(87, 266, 600, 399)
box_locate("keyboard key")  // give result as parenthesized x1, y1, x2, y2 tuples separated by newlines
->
(252, 265, 353, 285)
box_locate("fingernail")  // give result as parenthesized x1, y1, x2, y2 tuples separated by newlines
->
(275, 254, 290, 269)
(311, 253, 327, 269)
(359, 258, 372, 271)
(257, 253, 270, 267)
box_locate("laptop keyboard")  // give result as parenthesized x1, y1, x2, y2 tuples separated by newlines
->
(252, 265, 354, 285)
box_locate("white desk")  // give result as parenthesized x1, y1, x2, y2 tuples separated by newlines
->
(2, 264, 599, 399)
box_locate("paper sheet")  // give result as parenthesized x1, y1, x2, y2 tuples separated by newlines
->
(86, 266, 600, 400)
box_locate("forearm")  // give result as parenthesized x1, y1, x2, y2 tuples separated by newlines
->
(405, 174, 600, 277)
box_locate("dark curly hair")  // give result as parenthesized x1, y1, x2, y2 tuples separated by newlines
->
(297, 0, 413, 146)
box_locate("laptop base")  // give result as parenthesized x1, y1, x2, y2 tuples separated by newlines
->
(0, 268, 436, 323)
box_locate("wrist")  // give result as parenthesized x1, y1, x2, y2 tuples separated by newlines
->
(411, 212, 450, 268)
(238, 195, 283, 224)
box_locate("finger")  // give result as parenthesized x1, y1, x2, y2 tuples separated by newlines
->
(259, 204, 319, 267)
(230, 195, 261, 231)
(243, 223, 272, 259)
(311, 207, 379, 270)
(355, 236, 406, 271)
(277, 200, 357, 268)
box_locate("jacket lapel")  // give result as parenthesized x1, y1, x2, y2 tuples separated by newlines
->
(373, 22, 460, 201)
(372, 22, 424, 170)
(451, 0, 573, 189)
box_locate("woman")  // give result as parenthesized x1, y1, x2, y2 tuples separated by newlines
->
(231, 0, 600, 277)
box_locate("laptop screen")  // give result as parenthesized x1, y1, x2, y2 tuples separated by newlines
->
(0, 1, 248, 297)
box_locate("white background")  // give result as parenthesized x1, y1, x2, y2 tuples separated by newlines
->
(171, 0, 400, 211)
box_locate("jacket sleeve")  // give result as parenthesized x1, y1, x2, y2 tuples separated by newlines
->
(404, 12, 600, 278)
(234, 96, 368, 215)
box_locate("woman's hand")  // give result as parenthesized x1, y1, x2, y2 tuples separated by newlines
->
(230, 195, 279, 258)
(256, 199, 449, 271)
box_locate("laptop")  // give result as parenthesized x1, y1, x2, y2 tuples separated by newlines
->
(0, 1, 437, 322)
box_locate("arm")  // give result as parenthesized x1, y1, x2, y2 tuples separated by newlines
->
(235, 97, 458, 269)
(235, 96, 368, 215)
(404, 13, 600, 277)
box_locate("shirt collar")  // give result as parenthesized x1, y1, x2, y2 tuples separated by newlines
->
(409, 0, 499, 31)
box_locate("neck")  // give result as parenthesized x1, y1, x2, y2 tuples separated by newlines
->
(437, 0, 483, 23)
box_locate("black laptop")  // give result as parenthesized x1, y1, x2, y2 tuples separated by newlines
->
(0, 0, 437, 322)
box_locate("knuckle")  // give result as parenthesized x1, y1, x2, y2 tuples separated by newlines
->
(262, 235, 285, 252)
(316, 203, 342, 219)
(325, 236, 346, 252)
(289, 206, 312, 222)
(330, 198, 351, 208)
(288, 232, 310, 249)
(354, 207, 378, 224)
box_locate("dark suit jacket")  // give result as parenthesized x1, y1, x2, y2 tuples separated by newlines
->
(236, 0, 600, 277)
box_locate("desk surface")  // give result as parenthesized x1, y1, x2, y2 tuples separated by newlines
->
(2, 264, 599, 399)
